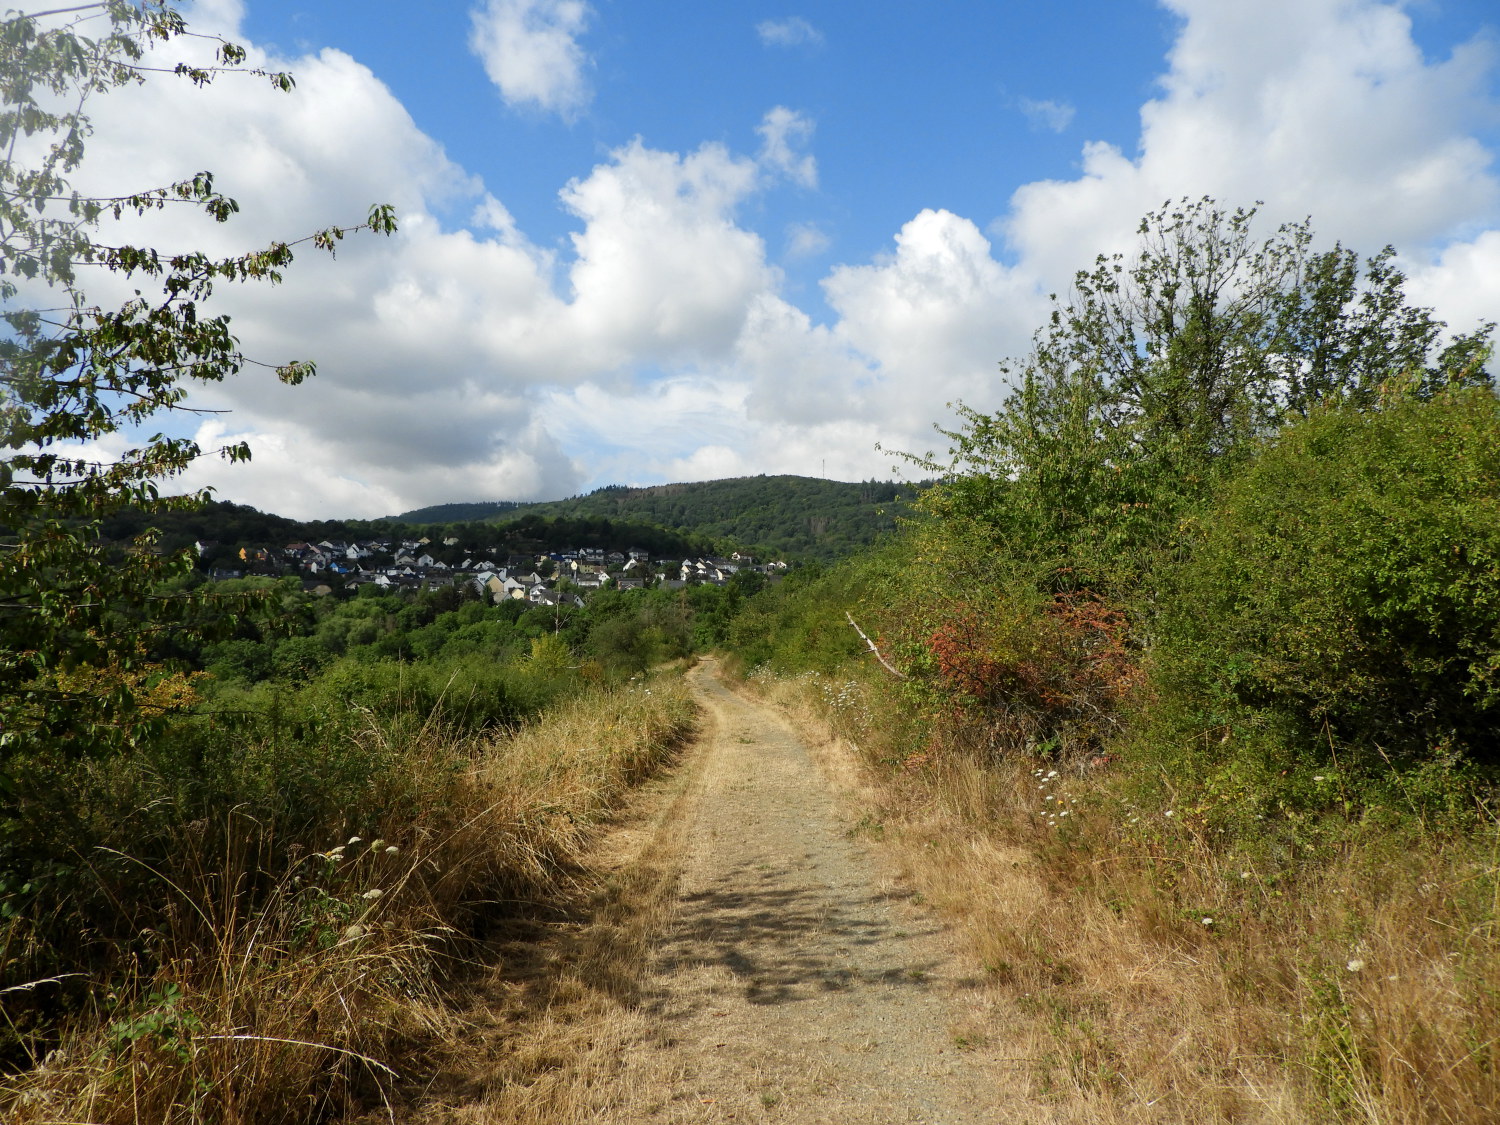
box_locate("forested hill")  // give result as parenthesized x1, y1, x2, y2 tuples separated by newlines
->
(99, 500, 719, 560)
(384, 500, 526, 524)
(397, 475, 927, 560)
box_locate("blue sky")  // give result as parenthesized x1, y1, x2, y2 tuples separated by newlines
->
(35, 0, 1500, 517)
(237, 3, 1176, 311)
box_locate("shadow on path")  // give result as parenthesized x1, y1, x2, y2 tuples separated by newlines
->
(645, 860, 958, 1012)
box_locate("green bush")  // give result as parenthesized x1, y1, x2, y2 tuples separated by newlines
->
(726, 561, 872, 675)
(1147, 385, 1500, 793)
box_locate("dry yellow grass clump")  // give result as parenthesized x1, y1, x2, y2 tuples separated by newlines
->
(751, 667, 1500, 1125)
(0, 676, 694, 1125)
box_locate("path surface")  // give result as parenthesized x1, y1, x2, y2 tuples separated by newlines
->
(604, 662, 1012, 1123)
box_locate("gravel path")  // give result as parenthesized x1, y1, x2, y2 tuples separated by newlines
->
(605, 662, 1014, 1123)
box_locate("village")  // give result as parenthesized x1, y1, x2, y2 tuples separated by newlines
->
(195, 535, 787, 604)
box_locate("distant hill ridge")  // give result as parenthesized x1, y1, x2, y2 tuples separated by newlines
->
(396, 474, 926, 561)
(388, 500, 526, 524)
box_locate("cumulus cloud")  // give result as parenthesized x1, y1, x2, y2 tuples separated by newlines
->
(469, 0, 593, 118)
(39, 0, 1500, 517)
(822, 210, 1044, 430)
(1405, 229, 1500, 339)
(558, 139, 772, 368)
(756, 16, 823, 49)
(52, 24, 810, 514)
(756, 106, 818, 188)
(1018, 97, 1076, 133)
(1003, 0, 1500, 286)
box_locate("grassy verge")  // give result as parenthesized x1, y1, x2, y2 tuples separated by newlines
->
(0, 674, 694, 1124)
(745, 666, 1500, 1124)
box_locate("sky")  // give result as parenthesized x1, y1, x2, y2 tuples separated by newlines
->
(19, 0, 1500, 518)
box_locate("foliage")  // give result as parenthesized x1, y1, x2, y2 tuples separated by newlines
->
(723, 558, 876, 675)
(712, 197, 1500, 860)
(0, 2, 395, 762)
(919, 198, 1493, 594)
(1148, 384, 1500, 779)
(383, 499, 525, 523)
(0, 670, 694, 1122)
(724, 200, 1500, 1121)
(919, 590, 1137, 747)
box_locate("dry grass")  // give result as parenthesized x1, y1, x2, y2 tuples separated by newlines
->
(749, 667, 1500, 1124)
(396, 718, 709, 1124)
(0, 676, 695, 1125)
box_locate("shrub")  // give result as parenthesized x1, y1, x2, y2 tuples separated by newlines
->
(1147, 384, 1500, 793)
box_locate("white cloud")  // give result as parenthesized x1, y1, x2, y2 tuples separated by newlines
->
(558, 139, 772, 367)
(1405, 229, 1500, 339)
(756, 106, 818, 188)
(37, 0, 1500, 517)
(756, 16, 824, 49)
(469, 0, 592, 118)
(51, 28, 803, 513)
(170, 415, 581, 521)
(822, 210, 1044, 433)
(785, 221, 832, 258)
(1003, 0, 1500, 287)
(1018, 97, 1076, 133)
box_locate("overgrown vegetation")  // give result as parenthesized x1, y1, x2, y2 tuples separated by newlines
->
(0, 673, 695, 1123)
(0, 1, 397, 762)
(727, 199, 1500, 1122)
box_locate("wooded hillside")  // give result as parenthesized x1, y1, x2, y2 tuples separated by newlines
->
(398, 475, 926, 560)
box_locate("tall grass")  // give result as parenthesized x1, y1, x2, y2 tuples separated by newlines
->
(751, 666, 1500, 1123)
(0, 675, 694, 1124)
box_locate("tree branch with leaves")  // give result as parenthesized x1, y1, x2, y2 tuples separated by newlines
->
(0, 1, 396, 759)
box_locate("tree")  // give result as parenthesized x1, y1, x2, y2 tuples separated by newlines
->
(0, 2, 396, 759)
(924, 198, 1494, 591)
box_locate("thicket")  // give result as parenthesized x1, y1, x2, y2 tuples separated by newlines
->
(740, 198, 1498, 808)
(727, 199, 1500, 1120)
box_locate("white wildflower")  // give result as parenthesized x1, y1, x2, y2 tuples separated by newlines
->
(384, 845, 400, 855)
(348, 836, 362, 845)
(1346, 959, 1365, 973)
(361, 888, 384, 901)
(1201, 917, 1213, 926)
(342, 924, 366, 940)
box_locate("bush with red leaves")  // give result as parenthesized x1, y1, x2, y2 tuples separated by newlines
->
(919, 591, 1140, 756)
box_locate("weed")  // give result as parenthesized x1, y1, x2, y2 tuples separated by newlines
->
(0, 674, 695, 1124)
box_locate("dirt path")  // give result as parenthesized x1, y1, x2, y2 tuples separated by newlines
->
(407, 660, 1028, 1123)
(595, 661, 1016, 1123)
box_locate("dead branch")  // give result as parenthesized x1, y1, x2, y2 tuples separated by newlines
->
(846, 612, 907, 680)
